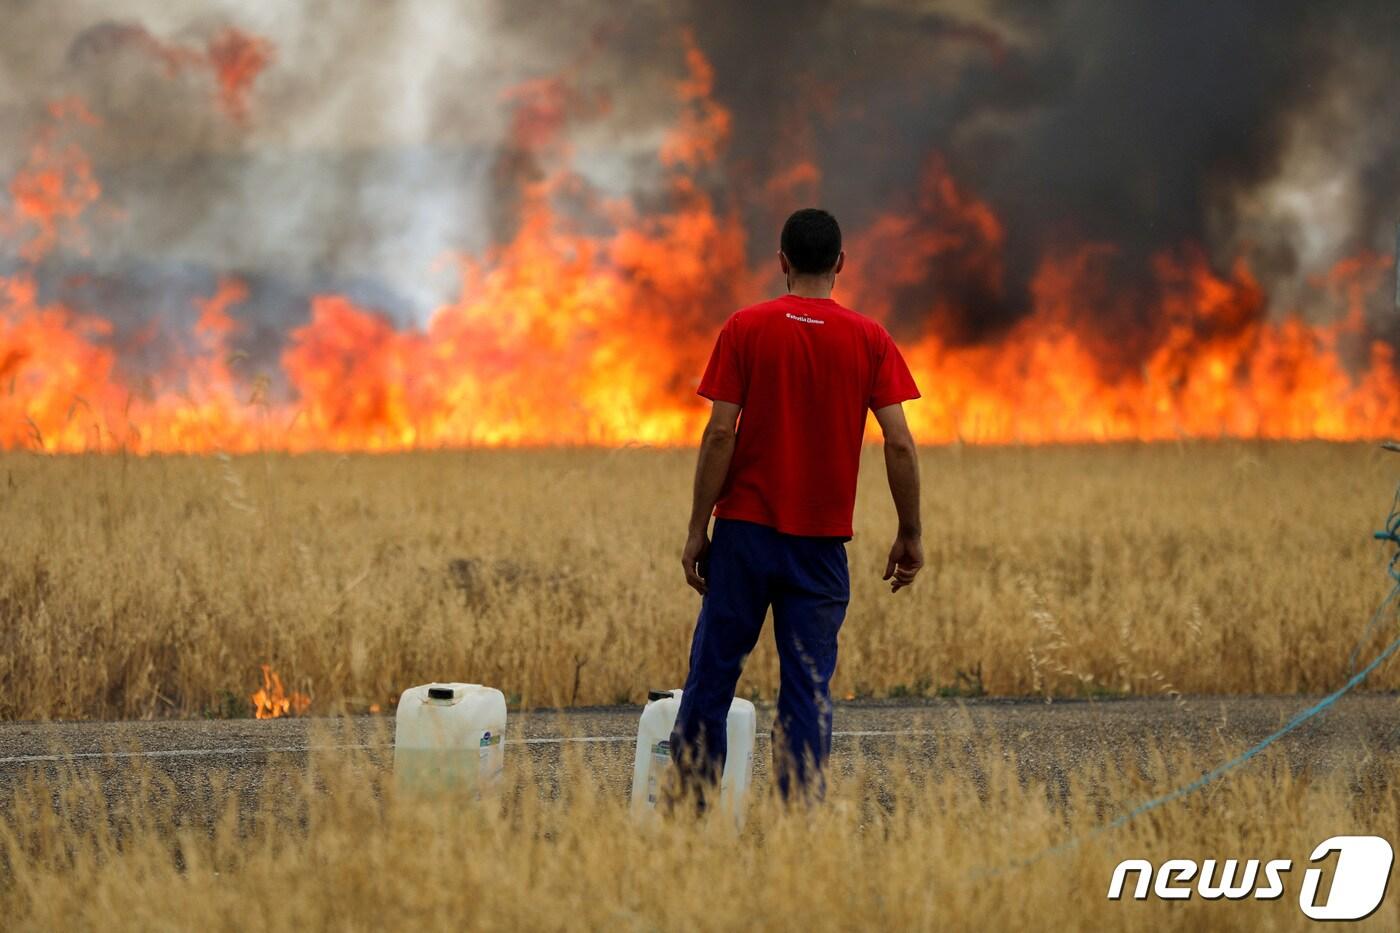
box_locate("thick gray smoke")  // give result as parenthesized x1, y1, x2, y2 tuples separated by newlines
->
(0, 0, 1396, 369)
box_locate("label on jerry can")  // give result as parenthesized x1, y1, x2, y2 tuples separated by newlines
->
(647, 739, 671, 804)
(479, 730, 504, 782)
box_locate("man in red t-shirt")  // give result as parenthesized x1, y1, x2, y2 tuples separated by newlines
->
(670, 208, 924, 804)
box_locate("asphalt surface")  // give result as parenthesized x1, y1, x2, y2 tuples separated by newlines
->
(3, 695, 1399, 815)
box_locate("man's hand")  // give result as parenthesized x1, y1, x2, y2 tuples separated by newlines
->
(883, 533, 924, 593)
(682, 528, 710, 595)
(873, 403, 922, 593)
(682, 401, 739, 596)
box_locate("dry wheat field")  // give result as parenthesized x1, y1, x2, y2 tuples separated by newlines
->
(4, 728, 1399, 931)
(2, 441, 1397, 720)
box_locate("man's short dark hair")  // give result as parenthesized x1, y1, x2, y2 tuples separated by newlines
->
(780, 208, 842, 275)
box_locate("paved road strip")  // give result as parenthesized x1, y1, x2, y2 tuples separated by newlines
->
(0, 728, 947, 765)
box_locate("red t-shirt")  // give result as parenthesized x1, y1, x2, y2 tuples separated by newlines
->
(697, 294, 921, 537)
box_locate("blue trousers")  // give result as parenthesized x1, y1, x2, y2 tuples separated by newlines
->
(670, 517, 850, 802)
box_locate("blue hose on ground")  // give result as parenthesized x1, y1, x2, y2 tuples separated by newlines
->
(981, 474, 1400, 877)
(1348, 483, 1400, 674)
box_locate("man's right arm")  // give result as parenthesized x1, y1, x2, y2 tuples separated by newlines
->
(873, 402, 923, 593)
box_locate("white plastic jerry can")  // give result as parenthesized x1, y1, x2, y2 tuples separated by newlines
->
(629, 689, 756, 827)
(394, 683, 507, 796)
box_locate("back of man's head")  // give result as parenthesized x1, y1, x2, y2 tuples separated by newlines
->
(780, 208, 842, 275)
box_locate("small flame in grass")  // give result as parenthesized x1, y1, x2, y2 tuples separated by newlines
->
(250, 663, 310, 719)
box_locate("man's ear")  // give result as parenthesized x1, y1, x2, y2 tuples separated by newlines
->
(778, 250, 791, 276)
(832, 251, 845, 275)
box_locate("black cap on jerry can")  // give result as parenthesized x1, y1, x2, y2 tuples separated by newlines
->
(647, 689, 673, 702)
(427, 686, 455, 700)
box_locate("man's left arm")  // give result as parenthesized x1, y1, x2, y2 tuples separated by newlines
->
(681, 400, 741, 594)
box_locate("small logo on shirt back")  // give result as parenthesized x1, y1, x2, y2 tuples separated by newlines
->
(785, 312, 825, 325)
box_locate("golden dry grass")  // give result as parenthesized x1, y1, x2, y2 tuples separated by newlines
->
(1, 442, 1397, 720)
(3, 724, 1398, 930)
